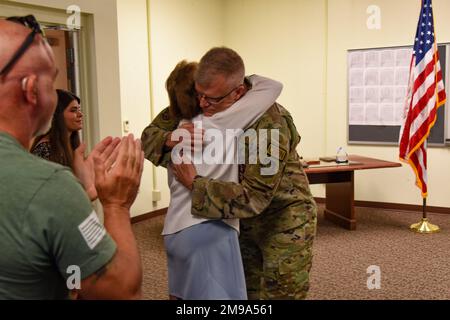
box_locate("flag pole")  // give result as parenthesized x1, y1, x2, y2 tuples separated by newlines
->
(423, 198, 426, 219)
(398, 0, 444, 233)
(410, 198, 440, 233)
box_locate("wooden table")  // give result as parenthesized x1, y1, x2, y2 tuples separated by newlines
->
(304, 155, 401, 230)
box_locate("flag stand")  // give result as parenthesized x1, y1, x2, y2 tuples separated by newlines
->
(410, 198, 440, 233)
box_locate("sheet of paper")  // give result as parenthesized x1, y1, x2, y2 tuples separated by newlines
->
(365, 51, 380, 68)
(349, 104, 365, 125)
(380, 50, 395, 67)
(365, 104, 380, 125)
(380, 87, 394, 103)
(380, 68, 395, 85)
(364, 69, 379, 86)
(395, 86, 408, 103)
(349, 87, 364, 103)
(379, 104, 394, 125)
(395, 67, 410, 86)
(349, 51, 364, 68)
(365, 87, 379, 104)
(396, 49, 412, 67)
(394, 103, 405, 125)
(349, 69, 364, 87)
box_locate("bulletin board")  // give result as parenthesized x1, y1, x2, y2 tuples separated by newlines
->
(347, 44, 449, 146)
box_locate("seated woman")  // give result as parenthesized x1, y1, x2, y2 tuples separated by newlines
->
(142, 60, 282, 300)
(31, 89, 83, 170)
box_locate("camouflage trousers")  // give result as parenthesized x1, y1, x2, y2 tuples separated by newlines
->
(240, 209, 317, 300)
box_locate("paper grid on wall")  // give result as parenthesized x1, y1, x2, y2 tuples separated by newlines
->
(348, 48, 411, 126)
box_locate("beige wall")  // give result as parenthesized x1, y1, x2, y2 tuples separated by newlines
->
(3, 0, 149, 216)
(116, 0, 154, 216)
(326, 0, 450, 207)
(3, 0, 226, 214)
(223, 0, 450, 207)
(4, 0, 450, 214)
(223, 0, 328, 196)
(147, 0, 225, 208)
(45, 30, 69, 91)
(5, 0, 124, 140)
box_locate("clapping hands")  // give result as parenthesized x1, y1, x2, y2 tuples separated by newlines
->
(73, 136, 121, 201)
(94, 134, 144, 211)
(73, 134, 144, 210)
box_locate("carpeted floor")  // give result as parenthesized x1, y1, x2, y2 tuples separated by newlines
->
(132, 205, 450, 300)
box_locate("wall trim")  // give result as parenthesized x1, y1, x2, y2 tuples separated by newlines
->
(131, 200, 450, 224)
(131, 207, 167, 224)
(314, 198, 450, 215)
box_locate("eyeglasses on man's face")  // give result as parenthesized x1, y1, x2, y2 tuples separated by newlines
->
(196, 85, 241, 105)
(0, 15, 45, 77)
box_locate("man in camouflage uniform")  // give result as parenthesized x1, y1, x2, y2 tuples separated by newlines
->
(141, 47, 317, 300)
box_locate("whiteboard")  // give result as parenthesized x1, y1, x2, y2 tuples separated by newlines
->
(446, 44, 450, 144)
(347, 44, 449, 146)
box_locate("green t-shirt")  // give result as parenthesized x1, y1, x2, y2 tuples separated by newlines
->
(0, 132, 117, 299)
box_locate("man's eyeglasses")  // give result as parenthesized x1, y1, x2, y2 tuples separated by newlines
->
(0, 15, 45, 77)
(196, 85, 241, 105)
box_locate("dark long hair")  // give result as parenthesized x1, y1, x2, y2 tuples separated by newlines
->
(32, 89, 81, 169)
(166, 60, 201, 120)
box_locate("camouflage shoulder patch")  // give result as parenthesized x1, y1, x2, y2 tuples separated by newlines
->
(268, 143, 287, 161)
(264, 104, 282, 124)
(162, 109, 170, 121)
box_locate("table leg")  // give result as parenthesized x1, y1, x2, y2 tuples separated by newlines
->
(323, 171, 356, 230)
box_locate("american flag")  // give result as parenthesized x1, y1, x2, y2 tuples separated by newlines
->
(399, 0, 446, 198)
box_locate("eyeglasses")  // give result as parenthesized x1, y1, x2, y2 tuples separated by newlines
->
(196, 85, 241, 105)
(0, 15, 45, 77)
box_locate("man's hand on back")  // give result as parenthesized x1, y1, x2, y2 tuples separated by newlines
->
(170, 161, 198, 191)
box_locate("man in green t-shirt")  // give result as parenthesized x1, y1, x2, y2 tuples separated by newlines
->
(0, 16, 144, 299)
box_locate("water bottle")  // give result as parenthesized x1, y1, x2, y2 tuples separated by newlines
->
(336, 147, 348, 163)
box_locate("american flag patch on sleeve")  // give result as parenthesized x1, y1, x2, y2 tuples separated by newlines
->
(78, 211, 106, 250)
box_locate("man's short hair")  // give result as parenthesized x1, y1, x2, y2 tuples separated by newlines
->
(195, 47, 245, 89)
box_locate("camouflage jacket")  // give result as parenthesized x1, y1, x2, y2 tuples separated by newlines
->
(141, 104, 316, 237)
(141, 107, 180, 168)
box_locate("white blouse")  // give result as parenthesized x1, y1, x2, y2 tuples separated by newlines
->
(162, 75, 283, 235)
